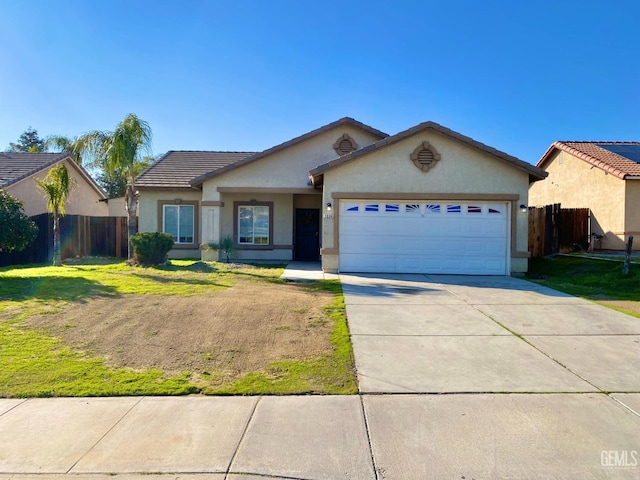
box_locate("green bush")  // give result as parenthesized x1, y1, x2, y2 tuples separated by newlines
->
(130, 232, 174, 265)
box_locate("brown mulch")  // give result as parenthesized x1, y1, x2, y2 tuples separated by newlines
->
(26, 281, 334, 383)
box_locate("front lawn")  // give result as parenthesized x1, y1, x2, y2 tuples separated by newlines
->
(0, 260, 357, 397)
(527, 255, 640, 316)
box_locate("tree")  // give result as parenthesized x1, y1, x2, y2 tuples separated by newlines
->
(95, 155, 153, 198)
(76, 114, 152, 260)
(45, 135, 84, 164)
(8, 127, 46, 152)
(0, 191, 38, 253)
(34, 164, 77, 266)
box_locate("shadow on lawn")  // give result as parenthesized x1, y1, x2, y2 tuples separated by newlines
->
(127, 271, 231, 288)
(0, 275, 118, 302)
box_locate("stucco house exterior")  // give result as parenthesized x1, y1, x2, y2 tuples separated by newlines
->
(529, 142, 640, 250)
(0, 152, 107, 217)
(137, 118, 546, 274)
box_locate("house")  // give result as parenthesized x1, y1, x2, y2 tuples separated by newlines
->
(529, 142, 640, 250)
(137, 118, 546, 274)
(0, 152, 107, 217)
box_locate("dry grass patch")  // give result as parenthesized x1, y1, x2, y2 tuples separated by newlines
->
(26, 278, 335, 387)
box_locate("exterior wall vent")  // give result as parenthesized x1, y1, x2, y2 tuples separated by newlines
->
(411, 141, 441, 172)
(333, 134, 358, 156)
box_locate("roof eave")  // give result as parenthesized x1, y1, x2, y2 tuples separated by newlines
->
(547, 142, 629, 180)
(311, 121, 547, 181)
(191, 117, 388, 186)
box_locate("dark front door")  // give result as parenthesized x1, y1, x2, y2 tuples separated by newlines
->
(295, 208, 320, 260)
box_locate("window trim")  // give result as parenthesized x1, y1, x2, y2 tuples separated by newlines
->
(157, 199, 199, 249)
(233, 201, 274, 250)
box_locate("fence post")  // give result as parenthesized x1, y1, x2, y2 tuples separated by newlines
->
(623, 236, 634, 276)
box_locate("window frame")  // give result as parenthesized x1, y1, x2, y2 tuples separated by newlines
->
(233, 201, 274, 250)
(157, 200, 199, 249)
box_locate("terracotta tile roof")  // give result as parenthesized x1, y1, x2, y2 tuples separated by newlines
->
(0, 152, 70, 187)
(190, 117, 388, 186)
(136, 151, 255, 189)
(310, 121, 547, 184)
(538, 141, 640, 179)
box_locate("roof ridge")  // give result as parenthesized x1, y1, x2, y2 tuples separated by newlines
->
(559, 140, 640, 144)
(165, 150, 258, 154)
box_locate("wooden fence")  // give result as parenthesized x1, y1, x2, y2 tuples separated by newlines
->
(528, 204, 590, 257)
(0, 214, 129, 267)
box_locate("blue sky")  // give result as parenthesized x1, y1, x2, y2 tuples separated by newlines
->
(1, 0, 638, 164)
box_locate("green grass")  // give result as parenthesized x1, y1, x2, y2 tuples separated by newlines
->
(527, 255, 640, 302)
(210, 280, 357, 395)
(0, 260, 356, 397)
(0, 318, 198, 397)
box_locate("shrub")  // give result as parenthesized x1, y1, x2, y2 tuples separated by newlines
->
(0, 191, 38, 252)
(130, 232, 174, 265)
(207, 236, 237, 263)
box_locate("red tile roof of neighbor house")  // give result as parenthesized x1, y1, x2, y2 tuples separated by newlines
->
(0, 152, 70, 187)
(538, 141, 640, 180)
(136, 151, 256, 188)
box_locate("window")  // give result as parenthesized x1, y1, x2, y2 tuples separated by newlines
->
(163, 205, 195, 243)
(238, 205, 270, 245)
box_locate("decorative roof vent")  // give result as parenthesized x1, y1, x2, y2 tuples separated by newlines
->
(333, 134, 358, 156)
(411, 141, 441, 172)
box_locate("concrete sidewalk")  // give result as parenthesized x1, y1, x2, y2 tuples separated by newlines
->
(1, 393, 640, 479)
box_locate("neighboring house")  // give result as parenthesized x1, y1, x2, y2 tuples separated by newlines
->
(103, 196, 127, 217)
(529, 142, 640, 250)
(137, 117, 546, 274)
(0, 152, 108, 217)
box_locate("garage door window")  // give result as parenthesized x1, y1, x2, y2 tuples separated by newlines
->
(468, 205, 482, 214)
(425, 204, 440, 213)
(406, 204, 421, 214)
(385, 204, 399, 212)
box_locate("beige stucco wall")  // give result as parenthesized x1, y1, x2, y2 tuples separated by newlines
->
(107, 197, 127, 217)
(196, 124, 377, 261)
(625, 181, 640, 247)
(321, 130, 532, 273)
(6, 159, 107, 217)
(529, 151, 628, 249)
(138, 188, 203, 258)
(201, 125, 381, 201)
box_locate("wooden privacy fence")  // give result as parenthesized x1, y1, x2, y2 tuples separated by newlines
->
(0, 214, 129, 267)
(528, 204, 590, 257)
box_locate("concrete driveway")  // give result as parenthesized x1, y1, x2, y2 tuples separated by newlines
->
(342, 273, 640, 394)
(341, 273, 640, 478)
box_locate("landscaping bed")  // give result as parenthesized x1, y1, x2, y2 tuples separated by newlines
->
(0, 260, 357, 397)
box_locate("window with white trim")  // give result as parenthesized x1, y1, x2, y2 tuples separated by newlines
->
(163, 205, 195, 244)
(238, 205, 270, 245)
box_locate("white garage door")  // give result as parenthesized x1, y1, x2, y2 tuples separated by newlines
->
(339, 201, 509, 275)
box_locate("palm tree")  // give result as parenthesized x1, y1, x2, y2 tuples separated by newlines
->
(76, 114, 152, 260)
(45, 135, 84, 164)
(34, 164, 77, 266)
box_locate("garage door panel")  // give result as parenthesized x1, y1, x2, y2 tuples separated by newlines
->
(339, 201, 509, 275)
